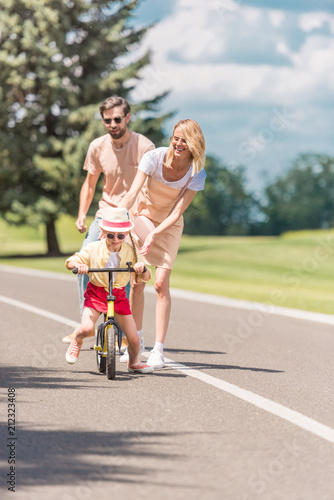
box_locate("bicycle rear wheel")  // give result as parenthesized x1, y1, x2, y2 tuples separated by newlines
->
(106, 324, 116, 380)
(96, 324, 106, 373)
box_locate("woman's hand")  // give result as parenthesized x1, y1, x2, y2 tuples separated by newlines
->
(139, 231, 156, 256)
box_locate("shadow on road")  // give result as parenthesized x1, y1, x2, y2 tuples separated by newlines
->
(0, 422, 200, 490)
(0, 366, 97, 391)
(164, 347, 226, 355)
(169, 361, 284, 373)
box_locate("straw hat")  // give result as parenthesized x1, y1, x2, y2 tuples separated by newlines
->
(98, 207, 134, 232)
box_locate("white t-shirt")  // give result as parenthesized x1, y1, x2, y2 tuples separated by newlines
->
(105, 251, 120, 281)
(138, 147, 206, 191)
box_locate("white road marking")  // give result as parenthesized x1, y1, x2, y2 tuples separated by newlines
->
(0, 295, 79, 329)
(1, 292, 334, 444)
(159, 357, 334, 444)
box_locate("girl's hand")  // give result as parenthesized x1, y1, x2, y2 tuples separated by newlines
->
(133, 262, 147, 274)
(74, 263, 89, 274)
(139, 231, 156, 256)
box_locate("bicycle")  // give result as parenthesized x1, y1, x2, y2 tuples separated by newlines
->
(72, 261, 135, 380)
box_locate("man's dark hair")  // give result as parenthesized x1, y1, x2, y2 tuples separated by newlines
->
(99, 96, 131, 117)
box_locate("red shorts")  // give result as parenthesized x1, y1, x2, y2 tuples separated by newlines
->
(84, 282, 131, 315)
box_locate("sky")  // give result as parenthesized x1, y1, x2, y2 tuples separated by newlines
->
(126, 0, 334, 193)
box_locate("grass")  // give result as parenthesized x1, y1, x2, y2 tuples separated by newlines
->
(1, 216, 334, 314)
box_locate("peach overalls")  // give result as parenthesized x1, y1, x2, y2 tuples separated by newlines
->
(130, 169, 190, 269)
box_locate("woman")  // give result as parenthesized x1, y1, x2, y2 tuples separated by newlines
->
(119, 119, 206, 368)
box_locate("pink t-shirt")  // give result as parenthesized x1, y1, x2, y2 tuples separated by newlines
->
(84, 131, 154, 217)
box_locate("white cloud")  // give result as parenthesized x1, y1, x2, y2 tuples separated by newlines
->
(299, 12, 331, 32)
(290, 35, 334, 77)
(131, 2, 334, 103)
(269, 10, 285, 27)
(128, 0, 334, 185)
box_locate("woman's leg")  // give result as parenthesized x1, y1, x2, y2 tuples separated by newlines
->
(115, 313, 140, 365)
(129, 274, 146, 331)
(154, 267, 172, 344)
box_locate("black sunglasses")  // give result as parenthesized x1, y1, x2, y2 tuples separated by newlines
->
(106, 233, 126, 240)
(103, 115, 126, 125)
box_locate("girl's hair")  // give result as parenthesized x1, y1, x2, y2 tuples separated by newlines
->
(129, 231, 140, 283)
(165, 119, 206, 176)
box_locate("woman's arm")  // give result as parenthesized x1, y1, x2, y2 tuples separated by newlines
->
(139, 189, 197, 256)
(119, 170, 148, 210)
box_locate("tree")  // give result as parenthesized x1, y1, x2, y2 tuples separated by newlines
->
(0, 0, 170, 255)
(183, 155, 259, 236)
(261, 154, 334, 234)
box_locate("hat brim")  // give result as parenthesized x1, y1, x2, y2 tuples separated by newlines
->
(98, 219, 134, 232)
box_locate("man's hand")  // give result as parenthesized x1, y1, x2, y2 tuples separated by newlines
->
(75, 215, 87, 233)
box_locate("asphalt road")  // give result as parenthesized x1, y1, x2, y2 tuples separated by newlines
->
(1, 265, 334, 500)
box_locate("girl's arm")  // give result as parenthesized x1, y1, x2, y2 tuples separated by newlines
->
(133, 262, 151, 282)
(139, 189, 197, 256)
(119, 170, 148, 210)
(66, 260, 89, 274)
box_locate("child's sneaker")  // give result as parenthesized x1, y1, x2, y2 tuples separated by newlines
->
(66, 339, 82, 364)
(120, 339, 145, 363)
(147, 349, 165, 369)
(127, 361, 154, 374)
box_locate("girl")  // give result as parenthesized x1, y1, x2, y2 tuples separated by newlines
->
(65, 207, 153, 374)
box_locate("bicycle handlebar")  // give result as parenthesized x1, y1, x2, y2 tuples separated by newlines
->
(72, 261, 146, 275)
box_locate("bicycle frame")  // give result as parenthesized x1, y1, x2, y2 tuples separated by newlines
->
(73, 261, 134, 379)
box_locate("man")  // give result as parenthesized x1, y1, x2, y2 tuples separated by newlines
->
(62, 96, 155, 345)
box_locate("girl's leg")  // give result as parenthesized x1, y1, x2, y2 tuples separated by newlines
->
(75, 307, 100, 343)
(66, 307, 100, 364)
(129, 273, 146, 331)
(154, 267, 172, 344)
(115, 313, 140, 365)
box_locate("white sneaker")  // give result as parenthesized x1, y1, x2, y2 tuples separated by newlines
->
(147, 349, 165, 369)
(120, 339, 146, 363)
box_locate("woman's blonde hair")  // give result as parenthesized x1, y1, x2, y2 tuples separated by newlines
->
(165, 119, 206, 176)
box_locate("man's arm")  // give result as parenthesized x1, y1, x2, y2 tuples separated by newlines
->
(75, 172, 100, 233)
(118, 170, 148, 211)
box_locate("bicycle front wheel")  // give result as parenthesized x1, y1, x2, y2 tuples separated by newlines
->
(106, 324, 116, 380)
(96, 324, 106, 373)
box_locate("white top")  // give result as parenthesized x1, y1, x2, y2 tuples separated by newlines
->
(138, 147, 206, 191)
(105, 250, 120, 281)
